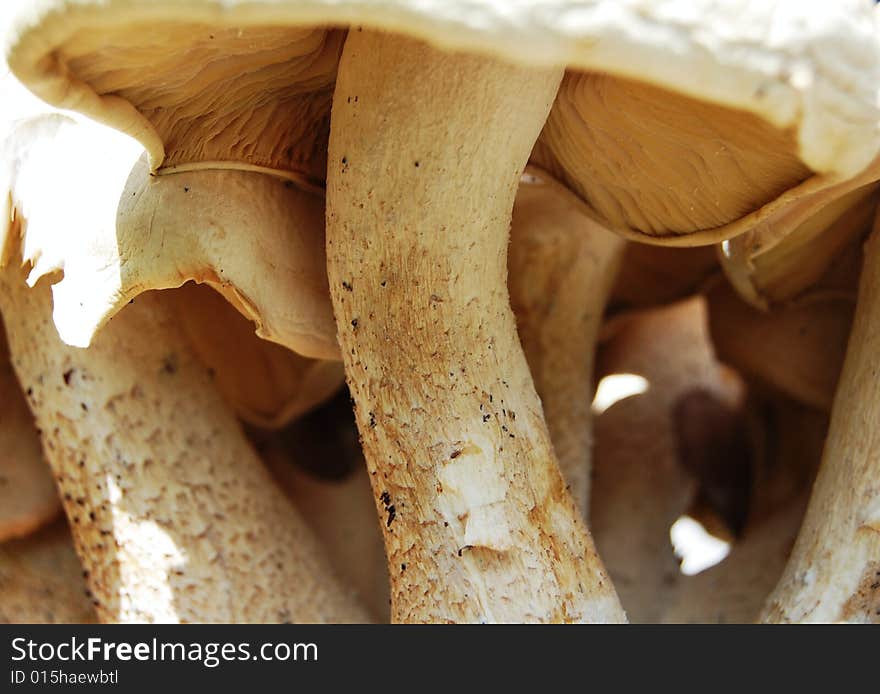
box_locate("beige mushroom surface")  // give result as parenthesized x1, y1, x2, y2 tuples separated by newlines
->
(0, 114, 369, 622)
(168, 282, 344, 429)
(509, 174, 624, 517)
(0, 262, 369, 623)
(3, 0, 879, 625)
(0, 519, 96, 624)
(761, 220, 880, 623)
(0, 326, 61, 541)
(1, 111, 345, 425)
(591, 296, 744, 622)
(0, 112, 336, 360)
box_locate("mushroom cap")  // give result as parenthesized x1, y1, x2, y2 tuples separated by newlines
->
(0, 326, 60, 542)
(720, 165, 880, 309)
(526, 2, 878, 246)
(1, 113, 338, 358)
(5, 0, 876, 190)
(168, 282, 344, 429)
(607, 242, 719, 315)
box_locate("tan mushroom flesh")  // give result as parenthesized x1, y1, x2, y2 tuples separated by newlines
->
(761, 219, 880, 623)
(509, 173, 625, 517)
(0, 519, 97, 624)
(0, 260, 368, 623)
(9, 0, 878, 624)
(0, 326, 60, 541)
(168, 282, 344, 429)
(0, 121, 369, 621)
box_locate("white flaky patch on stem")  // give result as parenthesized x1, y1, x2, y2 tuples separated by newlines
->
(326, 30, 624, 623)
(0, 266, 368, 624)
(761, 224, 880, 623)
(509, 176, 625, 518)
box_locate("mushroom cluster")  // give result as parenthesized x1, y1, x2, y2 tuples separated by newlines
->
(1, 0, 879, 624)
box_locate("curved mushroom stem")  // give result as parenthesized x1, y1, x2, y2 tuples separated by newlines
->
(761, 225, 880, 623)
(327, 31, 624, 623)
(509, 176, 625, 517)
(0, 267, 368, 623)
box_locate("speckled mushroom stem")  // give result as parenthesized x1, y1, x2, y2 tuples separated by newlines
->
(0, 268, 368, 624)
(509, 178, 625, 517)
(326, 30, 624, 623)
(761, 224, 880, 623)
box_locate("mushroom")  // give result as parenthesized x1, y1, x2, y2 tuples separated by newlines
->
(707, 281, 855, 412)
(258, 391, 390, 621)
(0, 326, 61, 541)
(9, 0, 875, 624)
(0, 108, 345, 431)
(591, 296, 744, 621)
(509, 174, 625, 516)
(322, 3, 873, 623)
(662, 397, 827, 623)
(531, 1, 880, 248)
(761, 218, 880, 623)
(167, 282, 344, 429)
(0, 519, 97, 624)
(0, 262, 368, 622)
(0, 121, 368, 623)
(0, 107, 344, 428)
(0, 112, 337, 359)
(327, 31, 625, 623)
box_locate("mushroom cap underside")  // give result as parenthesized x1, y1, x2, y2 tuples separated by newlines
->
(6, 0, 877, 197)
(1, 114, 337, 359)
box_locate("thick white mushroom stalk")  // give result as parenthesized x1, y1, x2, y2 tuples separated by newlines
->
(326, 30, 624, 623)
(761, 220, 880, 623)
(0, 260, 368, 623)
